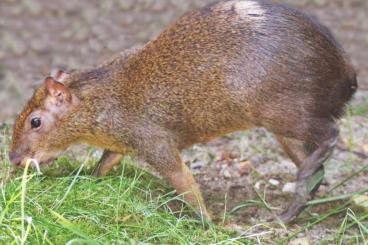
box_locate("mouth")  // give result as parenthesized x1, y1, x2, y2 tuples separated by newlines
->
(10, 150, 61, 170)
(18, 157, 56, 169)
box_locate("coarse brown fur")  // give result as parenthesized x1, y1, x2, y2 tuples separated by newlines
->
(10, 0, 357, 223)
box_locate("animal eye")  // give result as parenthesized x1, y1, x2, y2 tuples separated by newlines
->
(31, 117, 41, 128)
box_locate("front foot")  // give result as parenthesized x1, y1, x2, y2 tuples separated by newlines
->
(192, 204, 212, 229)
(167, 197, 212, 226)
(195, 204, 212, 223)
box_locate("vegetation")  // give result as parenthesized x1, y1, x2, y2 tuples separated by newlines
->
(0, 137, 248, 244)
(0, 117, 367, 244)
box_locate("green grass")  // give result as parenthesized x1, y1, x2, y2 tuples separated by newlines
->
(0, 156, 249, 244)
(349, 97, 368, 117)
(0, 152, 366, 245)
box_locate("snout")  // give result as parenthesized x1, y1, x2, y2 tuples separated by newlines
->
(8, 151, 23, 166)
(9, 149, 58, 168)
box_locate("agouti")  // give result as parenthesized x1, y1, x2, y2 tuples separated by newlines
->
(9, 0, 357, 223)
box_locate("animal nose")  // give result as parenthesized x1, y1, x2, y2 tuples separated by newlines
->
(8, 151, 21, 165)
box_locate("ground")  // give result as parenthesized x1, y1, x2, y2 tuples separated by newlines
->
(0, 0, 367, 244)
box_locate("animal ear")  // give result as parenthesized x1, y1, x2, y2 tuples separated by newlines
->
(50, 69, 70, 83)
(44, 77, 71, 105)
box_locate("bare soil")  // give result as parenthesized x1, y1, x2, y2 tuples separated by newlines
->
(0, 0, 367, 243)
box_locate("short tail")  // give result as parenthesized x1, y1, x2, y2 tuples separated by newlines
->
(347, 67, 358, 97)
(330, 64, 358, 119)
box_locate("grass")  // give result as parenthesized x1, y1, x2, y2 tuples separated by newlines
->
(0, 157, 249, 244)
(0, 107, 367, 244)
(350, 97, 368, 117)
(1, 159, 367, 245)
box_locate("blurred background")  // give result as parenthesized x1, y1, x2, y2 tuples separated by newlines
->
(0, 0, 367, 122)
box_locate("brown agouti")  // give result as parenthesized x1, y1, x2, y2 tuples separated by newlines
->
(9, 0, 357, 223)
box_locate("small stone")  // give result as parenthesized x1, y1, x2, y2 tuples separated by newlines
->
(223, 169, 231, 179)
(254, 180, 263, 189)
(352, 195, 368, 211)
(288, 237, 311, 245)
(282, 182, 296, 193)
(269, 179, 280, 186)
(238, 160, 252, 175)
(191, 160, 206, 170)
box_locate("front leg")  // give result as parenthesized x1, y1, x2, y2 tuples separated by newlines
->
(135, 131, 211, 221)
(160, 158, 210, 220)
(93, 150, 123, 177)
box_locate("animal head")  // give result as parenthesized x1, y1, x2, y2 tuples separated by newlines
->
(9, 70, 80, 167)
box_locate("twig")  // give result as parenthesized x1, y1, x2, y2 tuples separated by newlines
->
(336, 145, 368, 159)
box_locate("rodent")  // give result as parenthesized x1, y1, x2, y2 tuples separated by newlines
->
(9, 0, 357, 223)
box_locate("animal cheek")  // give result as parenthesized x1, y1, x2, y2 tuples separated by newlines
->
(25, 133, 42, 151)
(38, 111, 57, 132)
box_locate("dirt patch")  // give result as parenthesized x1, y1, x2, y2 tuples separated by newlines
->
(187, 124, 368, 242)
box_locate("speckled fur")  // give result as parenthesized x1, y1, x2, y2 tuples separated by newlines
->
(11, 0, 357, 222)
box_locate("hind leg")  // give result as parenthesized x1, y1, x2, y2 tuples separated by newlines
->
(276, 136, 316, 167)
(276, 124, 338, 223)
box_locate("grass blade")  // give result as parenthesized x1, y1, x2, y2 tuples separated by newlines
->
(307, 188, 368, 206)
(49, 210, 99, 245)
(20, 159, 33, 245)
